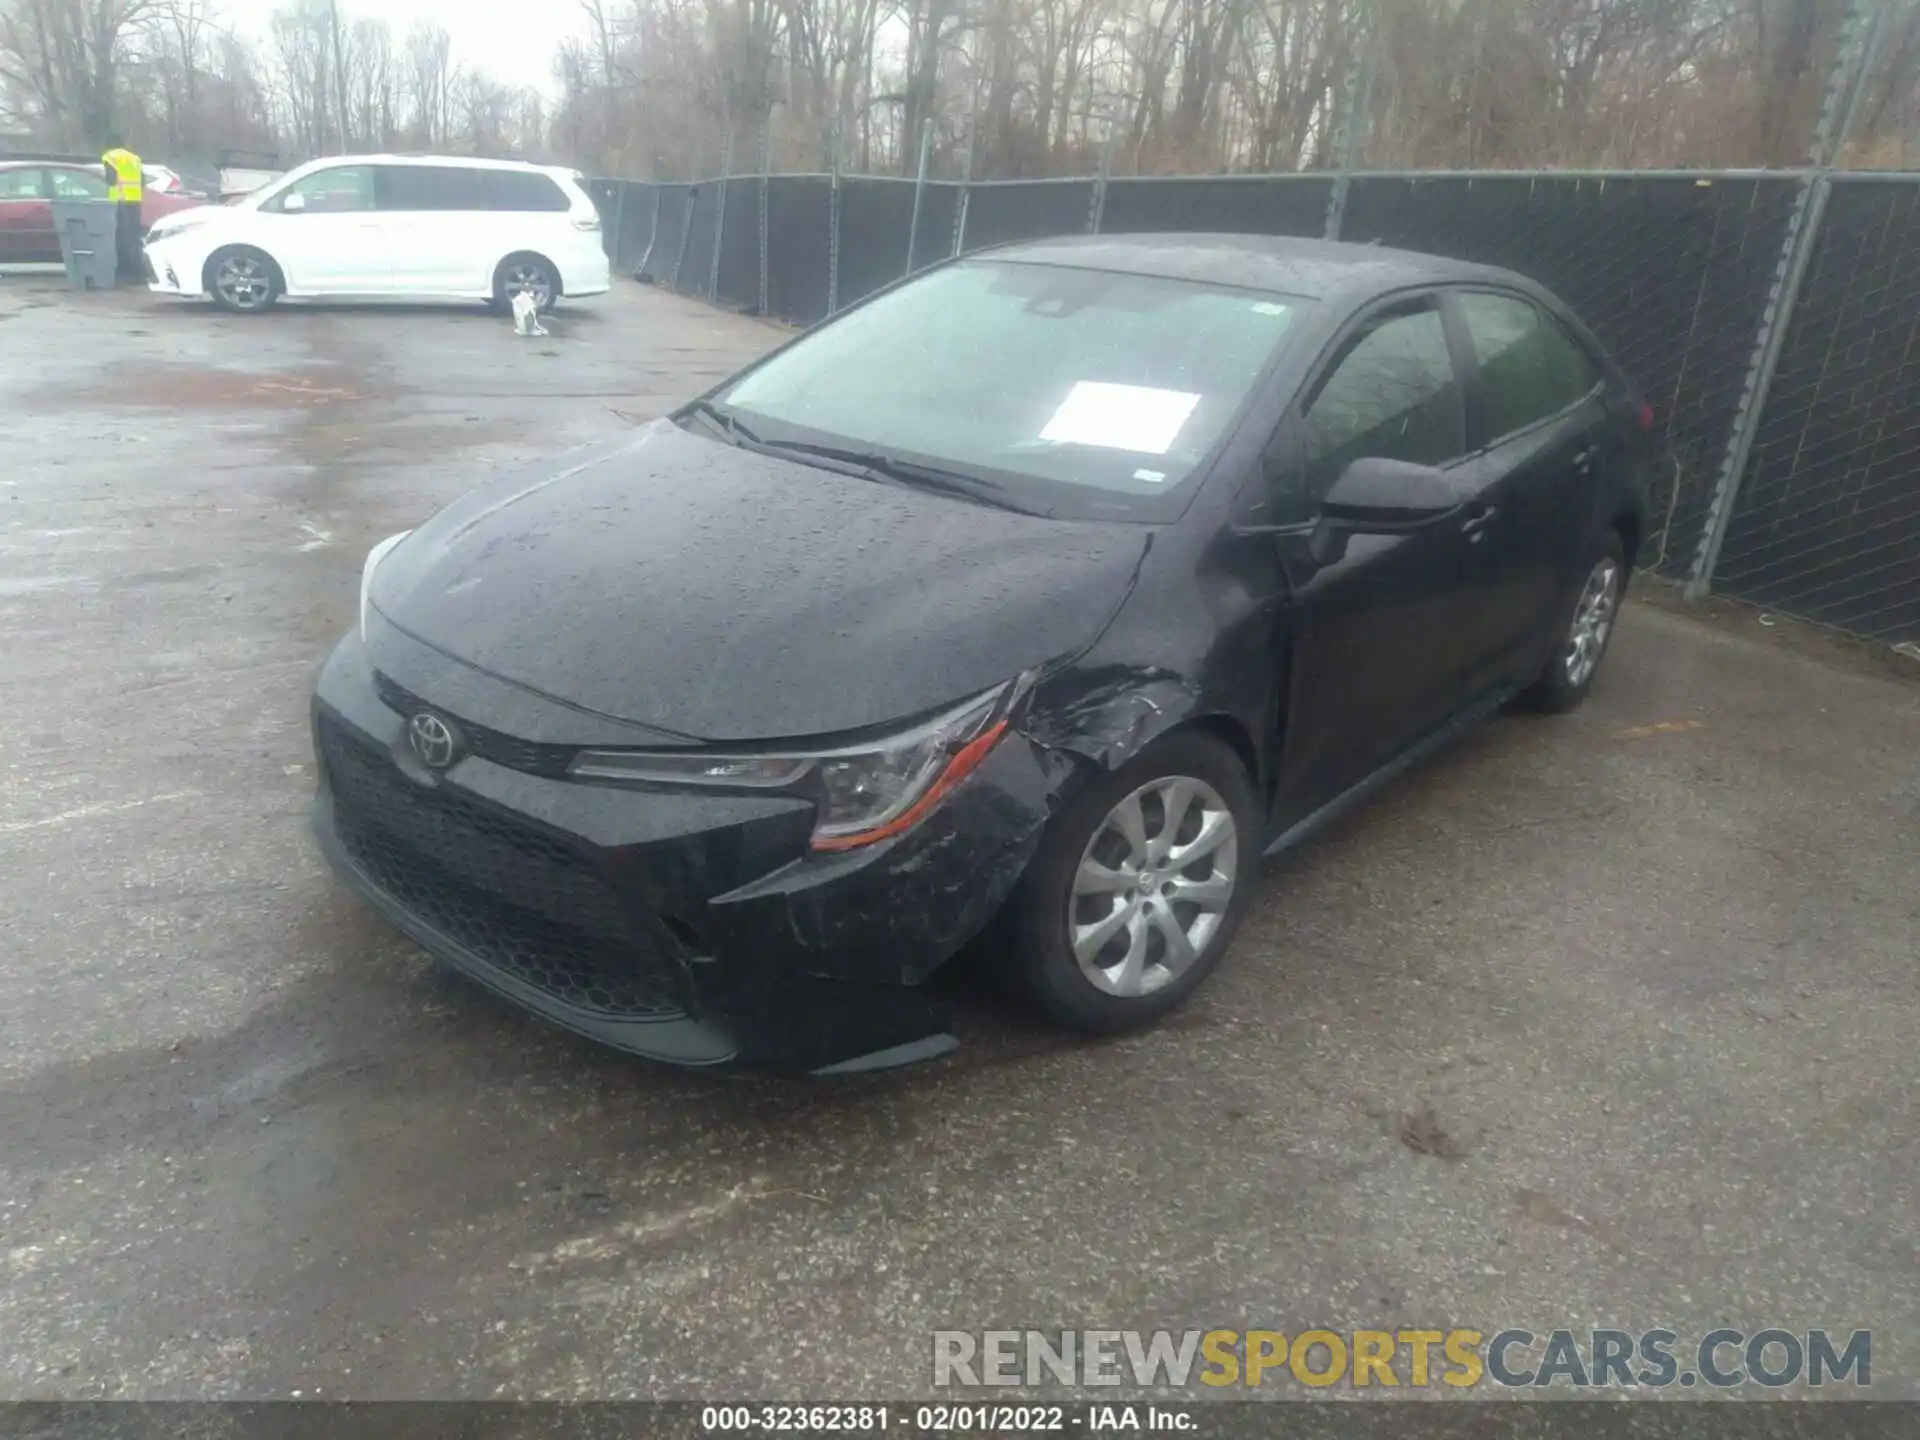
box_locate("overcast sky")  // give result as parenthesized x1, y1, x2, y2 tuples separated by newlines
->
(236, 0, 592, 99)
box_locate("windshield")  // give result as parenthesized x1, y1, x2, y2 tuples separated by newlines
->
(716, 260, 1306, 518)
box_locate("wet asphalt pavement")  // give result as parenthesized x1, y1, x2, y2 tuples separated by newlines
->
(1, 275, 1917, 1401)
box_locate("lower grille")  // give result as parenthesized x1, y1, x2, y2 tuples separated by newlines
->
(320, 715, 683, 1018)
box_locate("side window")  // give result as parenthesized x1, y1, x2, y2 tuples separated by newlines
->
(0, 168, 44, 198)
(48, 169, 107, 199)
(1289, 304, 1463, 509)
(381, 165, 488, 212)
(1458, 292, 1600, 440)
(277, 165, 375, 214)
(484, 169, 570, 212)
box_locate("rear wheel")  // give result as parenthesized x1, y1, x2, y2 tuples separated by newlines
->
(1002, 731, 1259, 1034)
(493, 254, 560, 314)
(205, 246, 280, 313)
(1521, 532, 1625, 712)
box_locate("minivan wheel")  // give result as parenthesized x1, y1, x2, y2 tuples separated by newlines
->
(1002, 731, 1259, 1035)
(205, 247, 280, 313)
(494, 254, 560, 314)
(1521, 532, 1626, 712)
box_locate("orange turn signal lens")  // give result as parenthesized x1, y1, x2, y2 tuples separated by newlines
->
(809, 719, 1009, 852)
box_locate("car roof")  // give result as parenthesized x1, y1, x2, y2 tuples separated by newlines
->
(978, 232, 1529, 304)
(313, 153, 564, 175)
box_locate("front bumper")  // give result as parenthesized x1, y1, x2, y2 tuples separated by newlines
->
(142, 239, 193, 295)
(309, 631, 1058, 1073)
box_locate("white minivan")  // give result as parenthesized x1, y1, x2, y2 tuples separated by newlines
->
(142, 153, 612, 314)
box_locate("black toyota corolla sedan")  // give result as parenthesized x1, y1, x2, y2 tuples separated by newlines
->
(311, 233, 1651, 1073)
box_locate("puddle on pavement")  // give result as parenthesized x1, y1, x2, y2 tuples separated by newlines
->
(35, 360, 366, 410)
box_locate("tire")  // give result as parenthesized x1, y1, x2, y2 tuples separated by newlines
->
(204, 246, 280, 313)
(1520, 531, 1626, 712)
(493, 253, 561, 314)
(1002, 730, 1260, 1035)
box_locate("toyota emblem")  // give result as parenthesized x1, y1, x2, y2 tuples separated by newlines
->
(406, 711, 461, 770)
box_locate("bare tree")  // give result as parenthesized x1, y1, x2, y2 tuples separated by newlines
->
(401, 19, 453, 147)
(0, 0, 161, 142)
(5, 0, 1916, 180)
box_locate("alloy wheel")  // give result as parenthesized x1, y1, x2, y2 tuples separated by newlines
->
(213, 254, 270, 310)
(503, 261, 554, 309)
(1565, 556, 1621, 688)
(1069, 776, 1237, 998)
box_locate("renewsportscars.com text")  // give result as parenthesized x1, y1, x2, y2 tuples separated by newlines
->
(932, 1328, 1871, 1390)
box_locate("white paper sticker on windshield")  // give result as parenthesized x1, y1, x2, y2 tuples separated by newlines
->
(1133, 469, 1167, 484)
(1040, 382, 1202, 456)
(1252, 301, 1287, 315)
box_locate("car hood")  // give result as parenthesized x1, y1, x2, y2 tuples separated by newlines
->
(369, 421, 1149, 742)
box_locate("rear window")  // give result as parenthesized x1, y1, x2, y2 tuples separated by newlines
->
(484, 170, 570, 212)
(1457, 291, 1601, 440)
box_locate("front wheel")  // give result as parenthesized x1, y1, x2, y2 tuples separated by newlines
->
(205, 246, 280, 313)
(1001, 731, 1259, 1035)
(1522, 533, 1626, 712)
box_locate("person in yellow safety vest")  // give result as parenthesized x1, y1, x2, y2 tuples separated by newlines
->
(100, 137, 143, 282)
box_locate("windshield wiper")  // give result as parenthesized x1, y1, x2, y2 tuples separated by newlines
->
(682, 405, 1047, 515)
(745, 437, 1047, 516)
(681, 397, 763, 446)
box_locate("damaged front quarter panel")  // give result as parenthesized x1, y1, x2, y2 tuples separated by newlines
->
(702, 730, 1063, 989)
(1018, 663, 1208, 773)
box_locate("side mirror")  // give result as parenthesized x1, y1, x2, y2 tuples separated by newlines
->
(280, 191, 306, 213)
(1319, 456, 1464, 532)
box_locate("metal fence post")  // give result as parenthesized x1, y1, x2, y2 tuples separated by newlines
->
(670, 182, 695, 291)
(948, 130, 975, 259)
(1685, 0, 1883, 600)
(758, 121, 773, 316)
(905, 118, 934, 277)
(709, 124, 735, 302)
(635, 182, 662, 279)
(609, 181, 629, 274)
(1324, 25, 1377, 241)
(1088, 107, 1118, 234)
(827, 120, 843, 316)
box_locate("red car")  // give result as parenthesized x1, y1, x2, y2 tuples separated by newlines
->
(0, 161, 204, 264)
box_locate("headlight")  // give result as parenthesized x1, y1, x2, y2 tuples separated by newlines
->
(569, 682, 1018, 851)
(144, 212, 208, 243)
(358, 531, 412, 642)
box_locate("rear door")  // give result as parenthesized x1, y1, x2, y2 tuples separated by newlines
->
(1442, 288, 1609, 696)
(379, 164, 494, 296)
(0, 167, 53, 263)
(1262, 293, 1482, 817)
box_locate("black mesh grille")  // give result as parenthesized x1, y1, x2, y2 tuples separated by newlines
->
(373, 672, 578, 778)
(1712, 178, 1920, 642)
(320, 715, 683, 1018)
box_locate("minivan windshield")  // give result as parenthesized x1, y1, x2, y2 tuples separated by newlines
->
(715, 260, 1307, 518)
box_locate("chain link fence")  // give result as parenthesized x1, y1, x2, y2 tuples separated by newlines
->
(585, 3, 1918, 650)
(1711, 175, 1920, 639)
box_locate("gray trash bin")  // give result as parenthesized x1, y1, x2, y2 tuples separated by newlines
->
(49, 199, 121, 291)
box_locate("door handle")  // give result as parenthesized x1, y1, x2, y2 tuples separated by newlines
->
(1461, 503, 1498, 541)
(1572, 446, 1598, 475)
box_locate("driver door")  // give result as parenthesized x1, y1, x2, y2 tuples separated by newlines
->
(253, 164, 392, 294)
(1261, 294, 1480, 819)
